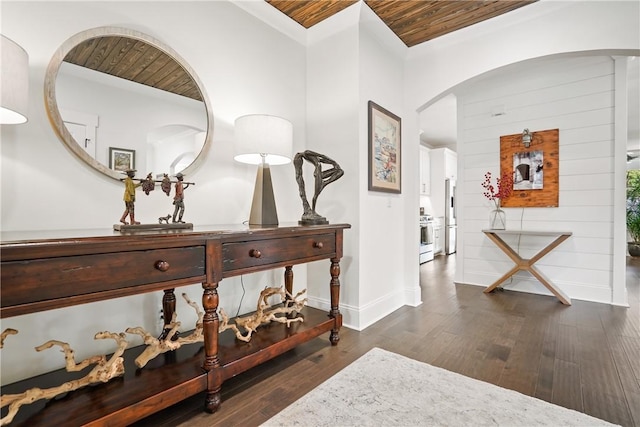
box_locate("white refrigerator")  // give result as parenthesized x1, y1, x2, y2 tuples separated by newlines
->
(445, 179, 457, 254)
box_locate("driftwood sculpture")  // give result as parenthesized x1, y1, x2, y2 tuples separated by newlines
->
(0, 287, 307, 423)
(0, 328, 18, 349)
(227, 286, 307, 342)
(126, 293, 204, 368)
(0, 331, 128, 426)
(127, 287, 307, 368)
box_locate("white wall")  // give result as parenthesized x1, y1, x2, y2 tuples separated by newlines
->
(357, 5, 414, 327)
(303, 3, 411, 330)
(304, 16, 360, 323)
(0, 1, 308, 385)
(459, 55, 618, 303)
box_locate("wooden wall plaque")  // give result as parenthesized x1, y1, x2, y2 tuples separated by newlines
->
(500, 128, 559, 207)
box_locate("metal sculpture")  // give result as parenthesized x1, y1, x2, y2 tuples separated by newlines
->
(293, 150, 344, 225)
(115, 171, 195, 231)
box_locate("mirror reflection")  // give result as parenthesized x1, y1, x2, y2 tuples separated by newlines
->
(45, 27, 213, 181)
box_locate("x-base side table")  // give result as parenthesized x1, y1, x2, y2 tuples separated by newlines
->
(482, 229, 572, 305)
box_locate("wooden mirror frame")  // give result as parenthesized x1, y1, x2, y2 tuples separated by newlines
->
(44, 26, 214, 181)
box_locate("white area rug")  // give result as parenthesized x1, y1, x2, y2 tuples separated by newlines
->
(262, 347, 616, 426)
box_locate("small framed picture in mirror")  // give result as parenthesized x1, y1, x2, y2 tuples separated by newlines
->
(109, 147, 136, 172)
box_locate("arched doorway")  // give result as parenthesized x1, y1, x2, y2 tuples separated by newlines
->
(416, 54, 638, 306)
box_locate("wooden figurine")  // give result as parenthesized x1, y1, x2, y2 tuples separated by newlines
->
(114, 172, 195, 231)
(119, 168, 142, 225)
(172, 173, 191, 224)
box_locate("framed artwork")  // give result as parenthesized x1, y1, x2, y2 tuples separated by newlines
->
(500, 128, 559, 207)
(368, 101, 401, 193)
(109, 147, 135, 172)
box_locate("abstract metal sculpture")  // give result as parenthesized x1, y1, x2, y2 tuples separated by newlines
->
(293, 150, 344, 225)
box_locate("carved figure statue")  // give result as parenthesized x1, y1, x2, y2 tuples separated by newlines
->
(293, 150, 344, 225)
(119, 169, 142, 225)
(114, 171, 195, 229)
(172, 173, 191, 223)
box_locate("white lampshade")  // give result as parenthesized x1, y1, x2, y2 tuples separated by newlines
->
(1, 35, 29, 124)
(234, 114, 293, 165)
(234, 114, 293, 226)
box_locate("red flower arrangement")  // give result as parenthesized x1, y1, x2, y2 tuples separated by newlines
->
(481, 172, 513, 208)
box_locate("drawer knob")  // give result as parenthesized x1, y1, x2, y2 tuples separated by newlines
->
(249, 249, 262, 258)
(313, 241, 324, 249)
(155, 260, 170, 272)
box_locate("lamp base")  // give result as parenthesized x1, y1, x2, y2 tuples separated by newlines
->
(249, 163, 278, 226)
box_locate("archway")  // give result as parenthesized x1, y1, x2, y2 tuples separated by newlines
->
(416, 53, 638, 307)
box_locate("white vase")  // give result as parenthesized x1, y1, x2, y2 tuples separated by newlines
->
(489, 201, 506, 229)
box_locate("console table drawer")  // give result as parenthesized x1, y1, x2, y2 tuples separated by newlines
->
(222, 233, 335, 272)
(1, 246, 205, 308)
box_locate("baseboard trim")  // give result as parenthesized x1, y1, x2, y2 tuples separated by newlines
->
(459, 273, 618, 305)
(306, 288, 407, 331)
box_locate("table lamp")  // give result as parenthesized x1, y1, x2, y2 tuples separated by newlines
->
(1, 35, 29, 124)
(234, 114, 293, 226)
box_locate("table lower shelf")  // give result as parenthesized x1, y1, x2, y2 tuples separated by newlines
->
(1, 307, 335, 426)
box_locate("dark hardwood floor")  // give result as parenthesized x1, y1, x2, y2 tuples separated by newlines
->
(134, 255, 640, 427)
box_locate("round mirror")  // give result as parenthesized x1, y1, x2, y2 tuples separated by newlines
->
(44, 26, 213, 181)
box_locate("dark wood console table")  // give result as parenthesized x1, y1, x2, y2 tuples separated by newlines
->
(1, 223, 350, 426)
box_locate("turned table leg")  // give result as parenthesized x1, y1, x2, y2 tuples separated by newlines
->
(159, 288, 176, 340)
(284, 265, 293, 300)
(329, 257, 342, 345)
(283, 265, 296, 318)
(202, 281, 221, 413)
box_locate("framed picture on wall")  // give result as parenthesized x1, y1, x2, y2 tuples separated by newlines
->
(368, 101, 401, 193)
(109, 147, 136, 172)
(500, 128, 559, 207)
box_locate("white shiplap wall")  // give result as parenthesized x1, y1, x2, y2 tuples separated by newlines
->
(458, 56, 616, 303)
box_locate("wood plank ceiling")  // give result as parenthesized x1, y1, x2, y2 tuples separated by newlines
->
(63, 36, 203, 101)
(267, 0, 538, 47)
(63, 0, 537, 100)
